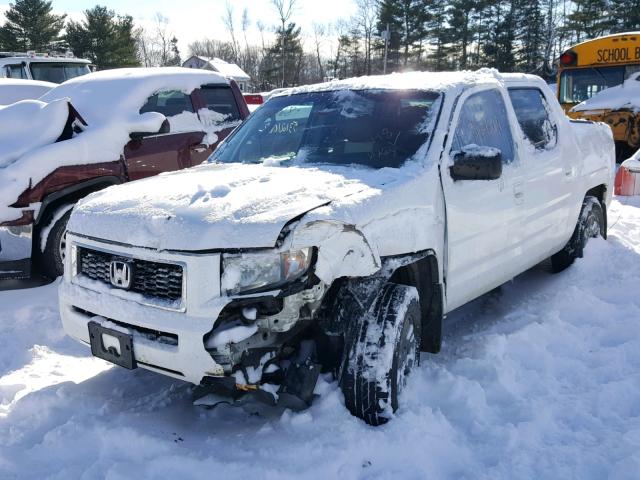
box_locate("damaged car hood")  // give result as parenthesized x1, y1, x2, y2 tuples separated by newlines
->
(69, 163, 387, 250)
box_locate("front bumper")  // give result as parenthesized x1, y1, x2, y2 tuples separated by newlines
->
(59, 234, 229, 384)
(0, 223, 33, 280)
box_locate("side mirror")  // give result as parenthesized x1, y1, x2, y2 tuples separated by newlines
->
(129, 119, 170, 141)
(450, 145, 503, 181)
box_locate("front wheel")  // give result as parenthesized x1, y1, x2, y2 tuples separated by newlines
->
(550, 196, 604, 273)
(340, 283, 421, 426)
(39, 209, 72, 279)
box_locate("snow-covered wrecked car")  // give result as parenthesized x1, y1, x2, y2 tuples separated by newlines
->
(59, 70, 615, 425)
(0, 67, 249, 280)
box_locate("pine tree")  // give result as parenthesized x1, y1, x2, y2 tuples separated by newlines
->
(482, 0, 517, 72)
(516, 0, 546, 73)
(609, 0, 640, 32)
(565, 0, 613, 42)
(426, 0, 453, 71)
(0, 0, 66, 52)
(260, 22, 303, 87)
(65, 6, 139, 69)
(448, 0, 477, 69)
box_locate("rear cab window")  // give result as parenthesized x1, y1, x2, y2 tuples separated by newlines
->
(508, 88, 558, 150)
(198, 85, 241, 123)
(451, 88, 515, 164)
(140, 90, 195, 118)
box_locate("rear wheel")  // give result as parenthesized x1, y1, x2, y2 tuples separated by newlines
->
(39, 209, 72, 279)
(551, 196, 604, 273)
(340, 283, 421, 426)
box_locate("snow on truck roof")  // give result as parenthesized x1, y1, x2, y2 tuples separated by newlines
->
(275, 69, 543, 97)
(0, 79, 55, 105)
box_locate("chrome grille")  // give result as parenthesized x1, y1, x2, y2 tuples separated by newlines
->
(77, 247, 183, 302)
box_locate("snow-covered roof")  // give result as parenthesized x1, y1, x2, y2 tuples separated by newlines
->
(190, 56, 251, 81)
(276, 69, 540, 97)
(40, 67, 228, 125)
(0, 56, 91, 64)
(0, 79, 55, 105)
(571, 73, 640, 113)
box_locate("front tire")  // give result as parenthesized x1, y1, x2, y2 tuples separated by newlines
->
(39, 209, 72, 279)
(340, 283, 421, 426)
(551, 196, 604, 273)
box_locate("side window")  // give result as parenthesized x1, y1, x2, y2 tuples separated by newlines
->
(199, 86, 241, 122)
(140, 90, 194, 118)
(5, 64, 27, 79)
(451, 89, 515, 163)
(508, 88, 558, 150)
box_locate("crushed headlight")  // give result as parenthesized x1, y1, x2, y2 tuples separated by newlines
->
(221, 248, 312, 295)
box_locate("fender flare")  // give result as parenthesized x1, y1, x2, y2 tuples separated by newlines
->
(36, 175, 123, 226)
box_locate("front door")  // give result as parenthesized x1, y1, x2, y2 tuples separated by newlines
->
(441, 87, 523, 311)
(123, 89, 206, 181)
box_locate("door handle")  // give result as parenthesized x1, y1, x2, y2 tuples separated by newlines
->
(513, 181, 524, 204)
(190, 144, 208, 154)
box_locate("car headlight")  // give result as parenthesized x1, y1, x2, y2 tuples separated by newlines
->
(221, 248, 312, 295)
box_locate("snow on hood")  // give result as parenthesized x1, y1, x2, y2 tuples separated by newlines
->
(571, 73, 640, 113)
(69, 163, 388, 250)
(0, 79, 55, 105)
(0, 68, 230, 223)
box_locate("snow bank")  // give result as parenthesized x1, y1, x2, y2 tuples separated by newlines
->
(572, 72, 640, 113)
(1, 198, 640, 478)
(0, 79, 55, 105)
(0, 68, 230, 223)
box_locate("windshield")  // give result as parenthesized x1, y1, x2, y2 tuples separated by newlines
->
(211, 89, 441, 169)
(559, 65, 640, 103)
(29, 62, 91, 84)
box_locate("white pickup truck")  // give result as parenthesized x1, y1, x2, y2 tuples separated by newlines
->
(59, 70, 615, 425)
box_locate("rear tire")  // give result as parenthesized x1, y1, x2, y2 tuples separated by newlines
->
(340, 283, 421, 426)
(551, 196, 604, 273)
(39, 210, 72, 279)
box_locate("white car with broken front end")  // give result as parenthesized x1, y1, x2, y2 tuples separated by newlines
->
(59, 70, 615, 425)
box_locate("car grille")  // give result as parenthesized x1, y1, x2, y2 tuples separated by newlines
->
(77, 247, 184, 302)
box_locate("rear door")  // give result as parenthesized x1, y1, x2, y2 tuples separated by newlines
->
(124, 90, 206, 181)
(507, 86, 572, 268)
(441, 87, 524, 311)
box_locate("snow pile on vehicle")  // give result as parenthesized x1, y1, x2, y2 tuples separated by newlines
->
(1, 198, 640, 478)
(572, 72, 640, 112)
(0, 99, 69, 169)
(622, 149, 640, 172)
(0, 68, 229, 223)
(0, 79, 55, 105)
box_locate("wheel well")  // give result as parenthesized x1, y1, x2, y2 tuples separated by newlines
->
(584, 184, 607, 239)
(388, 254, 443, 353)
(35, 177, 121, 228)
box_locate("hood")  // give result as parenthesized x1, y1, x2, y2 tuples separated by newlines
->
(69, 163, 386, 250)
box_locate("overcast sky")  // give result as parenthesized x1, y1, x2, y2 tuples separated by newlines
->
(0, 0, 357, 56)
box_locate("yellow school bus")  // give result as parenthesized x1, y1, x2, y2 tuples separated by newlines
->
(558, 32, 640, 159)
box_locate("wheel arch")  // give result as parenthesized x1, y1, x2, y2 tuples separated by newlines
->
(584, 184, 608, 239)
(385, 251, 444, 354)
(35, 176, 123, 227)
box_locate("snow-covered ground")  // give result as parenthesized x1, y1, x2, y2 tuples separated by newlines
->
(1, 197, 639, 479)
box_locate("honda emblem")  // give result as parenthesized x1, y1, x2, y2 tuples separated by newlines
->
(109, 260, 132, 289)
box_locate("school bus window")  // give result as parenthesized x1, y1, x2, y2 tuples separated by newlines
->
(559, 66, 625, 103)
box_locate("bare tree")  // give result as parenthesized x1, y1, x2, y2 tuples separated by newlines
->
(353, 0, 377, 75)
(136, 14, 180, 67)
(312, 23, 327, 81)
(222, 2, 240, 62)
(271, 0, 298, 87)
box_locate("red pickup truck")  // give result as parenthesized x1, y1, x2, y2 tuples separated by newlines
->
(0, 68, 249, 280)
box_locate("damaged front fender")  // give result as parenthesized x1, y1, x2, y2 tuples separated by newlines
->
(286, 220, 381, 284)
